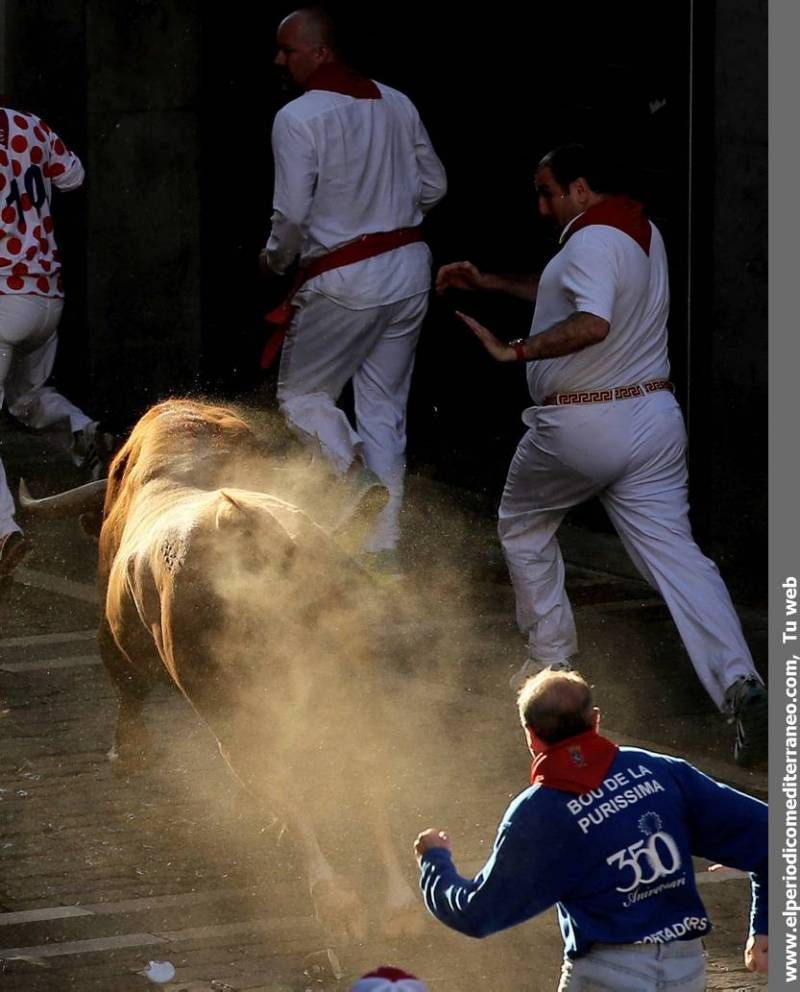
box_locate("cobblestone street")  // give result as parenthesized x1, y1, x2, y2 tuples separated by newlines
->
(0, 422, 768, 991)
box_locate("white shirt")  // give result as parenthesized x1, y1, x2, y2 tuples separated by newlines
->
(526, 219, 671, 403)
(266, 81, 447, 309)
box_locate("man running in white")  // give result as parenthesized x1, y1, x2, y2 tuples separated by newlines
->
(436, 144, 766, 766)
(0, 106, 111, 577)
(260, 7, 447, 574)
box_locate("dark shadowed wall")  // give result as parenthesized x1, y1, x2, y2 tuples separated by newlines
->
(3, 0, 766, 601)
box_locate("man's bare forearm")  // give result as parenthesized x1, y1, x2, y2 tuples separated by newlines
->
(517, 311, 609, 360)
(481, 272, 540, 302)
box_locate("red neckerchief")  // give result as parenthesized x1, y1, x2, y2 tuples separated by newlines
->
(304, 63, 381, 99)
(561, 195, 651, 256)
(530, 728, 619, 794)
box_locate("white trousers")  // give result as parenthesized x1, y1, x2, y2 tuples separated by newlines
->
(498, 391, 757, 710)
(277, 289, 428, 552)
(0, 294, 91, 535)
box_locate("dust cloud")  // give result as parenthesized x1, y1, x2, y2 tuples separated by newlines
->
(104, 396, 543, 982)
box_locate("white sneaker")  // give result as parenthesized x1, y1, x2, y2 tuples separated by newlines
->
(509, 657, 572, 692)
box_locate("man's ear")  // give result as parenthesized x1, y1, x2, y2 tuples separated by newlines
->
(571, 176, 591, 202)
(525, 724, 548, 755)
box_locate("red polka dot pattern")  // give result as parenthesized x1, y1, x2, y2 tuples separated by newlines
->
(0, 111, 76, 299)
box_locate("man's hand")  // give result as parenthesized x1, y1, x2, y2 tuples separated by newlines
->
(744, 934, 768, 972)
(258, 248, 276, 278)
(456, 311, 516, 363)
(414, 828, 452, 863)
(435, 260, 486, 295)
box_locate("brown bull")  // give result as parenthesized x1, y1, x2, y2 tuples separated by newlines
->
(27, 398, 421, 941)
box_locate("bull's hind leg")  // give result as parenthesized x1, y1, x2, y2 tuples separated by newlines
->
(99, 620, 161, 775)
(214, 733, 369, 943)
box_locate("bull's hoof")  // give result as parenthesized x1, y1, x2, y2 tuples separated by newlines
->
(380, 901, 427, 939)
(310, 876, 369, 943)
(107, 741, 155, 777)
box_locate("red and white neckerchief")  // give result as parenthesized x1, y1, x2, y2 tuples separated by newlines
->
(560, 195, 652, 256)
(530, 728, 619, 794)
(304, 63, 381, 99)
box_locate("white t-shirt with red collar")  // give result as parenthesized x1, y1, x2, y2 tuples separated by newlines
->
(526, 214, 672, 405)
(0, 108, 84, 298)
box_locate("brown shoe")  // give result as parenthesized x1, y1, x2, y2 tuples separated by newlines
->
(0, 531, 31, 577)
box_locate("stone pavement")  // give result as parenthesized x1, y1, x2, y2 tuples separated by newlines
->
(0, 416, 767, 991)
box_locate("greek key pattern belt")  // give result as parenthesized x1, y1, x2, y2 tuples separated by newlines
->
(542, 379, 674, 406)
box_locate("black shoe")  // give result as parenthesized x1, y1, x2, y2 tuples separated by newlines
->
(725, 675, 768, 768)
(0, 531, 31, 577)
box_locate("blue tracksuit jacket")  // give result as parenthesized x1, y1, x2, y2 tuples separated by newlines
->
(419, 747, 767, 959)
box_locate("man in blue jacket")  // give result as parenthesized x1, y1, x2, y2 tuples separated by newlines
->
(414, 669, 767, 990)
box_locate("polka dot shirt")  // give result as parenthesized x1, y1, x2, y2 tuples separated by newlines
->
(0, 108, 84, 297)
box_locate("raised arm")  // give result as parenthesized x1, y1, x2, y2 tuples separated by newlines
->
(413, 814, 565, 939)
(436, 261, 539, 301)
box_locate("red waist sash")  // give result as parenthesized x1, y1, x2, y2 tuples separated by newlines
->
(260, 226, 424, 369)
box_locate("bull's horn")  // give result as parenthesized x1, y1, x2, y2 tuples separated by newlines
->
(19, 477, 108, 517)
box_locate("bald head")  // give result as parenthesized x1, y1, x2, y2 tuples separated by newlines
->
(517, 670, 594, 744)
(275, 7, 339, 87)
(279, 7, 337, 52)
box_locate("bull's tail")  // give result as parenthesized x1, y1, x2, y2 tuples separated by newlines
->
(19, 477, 108, 518)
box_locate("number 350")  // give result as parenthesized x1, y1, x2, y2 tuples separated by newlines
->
(606, 831, 682, 893)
